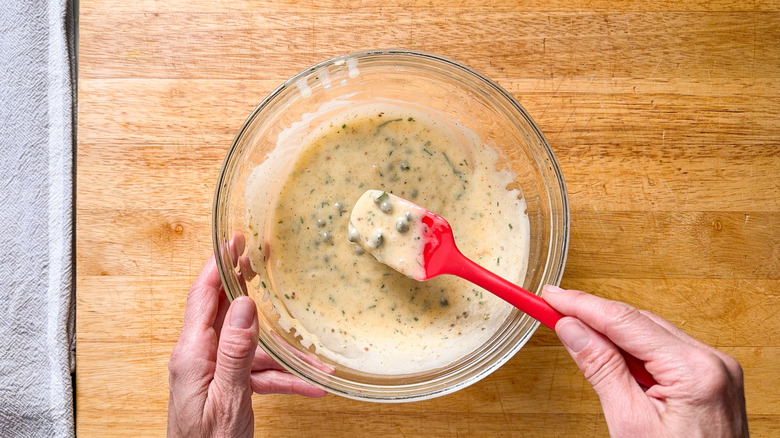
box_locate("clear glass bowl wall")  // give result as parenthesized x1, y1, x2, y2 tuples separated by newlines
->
(213, 50, 568, 402)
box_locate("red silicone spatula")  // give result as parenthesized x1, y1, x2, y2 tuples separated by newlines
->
(349, 189, 656, 388)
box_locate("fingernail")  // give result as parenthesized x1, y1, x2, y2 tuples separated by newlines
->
(544, 284, 564, 293)
(230, 298, 255, 329)
(557, 320, 591, 353)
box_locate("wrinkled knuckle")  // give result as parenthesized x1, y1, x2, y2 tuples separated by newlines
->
(168, 346, 186, 379)
(579, 346, 625, 390)
(691, 354, 732, 399)
(722, 354, 744, 381)
(605, 300, 641, 326)
(219, 333, 255, 362)
(570, 290, 589, 307)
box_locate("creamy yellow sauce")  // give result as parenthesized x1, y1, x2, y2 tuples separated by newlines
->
(246, 103, 530, 375)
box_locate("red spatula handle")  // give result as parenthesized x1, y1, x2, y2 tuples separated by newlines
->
(422, 212, 562, 327)
(422, 213, 657, 388)
(451, 250, 656, 387)
(448, 253, 564, 328)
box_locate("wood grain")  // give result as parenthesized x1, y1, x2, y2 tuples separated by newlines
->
(77, 0, 780, 436)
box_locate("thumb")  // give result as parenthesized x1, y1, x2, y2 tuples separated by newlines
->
(213, 297, 259, 397)
(555, 318, 644, 406)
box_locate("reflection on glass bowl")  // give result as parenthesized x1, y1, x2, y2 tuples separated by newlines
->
(213, 49, 568, 402)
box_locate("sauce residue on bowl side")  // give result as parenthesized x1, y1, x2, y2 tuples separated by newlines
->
(246, 103, 530, 375)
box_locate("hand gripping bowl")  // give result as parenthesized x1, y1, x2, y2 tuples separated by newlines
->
(213, 49, 569, 402)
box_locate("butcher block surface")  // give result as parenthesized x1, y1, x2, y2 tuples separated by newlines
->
(77, 0, 780, 436)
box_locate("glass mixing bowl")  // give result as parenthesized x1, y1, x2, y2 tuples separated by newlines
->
(213, 49, 569, 402)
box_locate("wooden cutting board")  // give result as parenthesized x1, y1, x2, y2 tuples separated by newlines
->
(77, 1, 780, 436)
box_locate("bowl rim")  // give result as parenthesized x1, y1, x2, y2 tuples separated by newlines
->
(213, 48, 570, 402)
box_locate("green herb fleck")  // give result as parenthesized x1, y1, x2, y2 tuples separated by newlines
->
(373, 118, 403, 135)
(261, 281, 267, 288)
(408, 117, 415, 122)
(509, 223, 513, 230)
(442, 152, 464, 177)
(284, 294, 290, 299)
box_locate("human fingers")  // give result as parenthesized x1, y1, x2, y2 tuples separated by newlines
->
(231, 231, 246, 263)
(180, 256, 222, 341)
(229, 232, 249, 294)
(168, 256, 224, 424)
(172, 257, 224, 385)
(239, 255, 256, 281)
(543, 285, 686, 364)
(249, 337, 330, 397)
(214, 233, 246, 339)
(656, 343, 749, 437)
(545, 287, 750, 437)
(212, 296, 260, 402)
(638, 310, 703, 347)
(638, 309, 744, 375)
(251, 347, 288, 372)
(250, 370, 328, 398)
(216, 231, 246, 270)
(179, 232, 243, 341)
(270, 332, 336, 374)
(553, 317, 654, 410)
(213, 287, 231, 341)
(638, 309, 745, 404)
